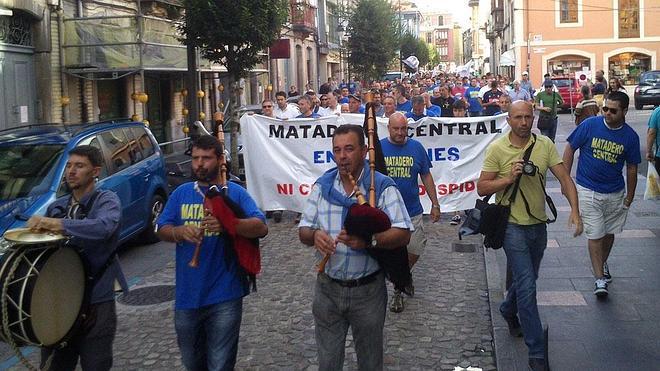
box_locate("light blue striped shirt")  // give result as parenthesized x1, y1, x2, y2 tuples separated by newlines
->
(299, 170, 413, 280)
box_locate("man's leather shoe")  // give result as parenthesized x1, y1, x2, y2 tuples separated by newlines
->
(528, 358, 546, 371)
(503, 315, 523, 337)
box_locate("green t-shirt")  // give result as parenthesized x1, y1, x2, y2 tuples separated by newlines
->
(535, 91, 563, 118)
(482, 134, 562, 225)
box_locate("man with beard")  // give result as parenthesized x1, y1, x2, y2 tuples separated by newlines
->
(156, 135, 268, 370)
(431, 86, 455, 117)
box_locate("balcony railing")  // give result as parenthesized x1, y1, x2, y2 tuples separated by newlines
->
(290, 0, 316, 36)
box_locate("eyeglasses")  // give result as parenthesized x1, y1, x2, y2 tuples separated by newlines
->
(602, 106, 618, 114)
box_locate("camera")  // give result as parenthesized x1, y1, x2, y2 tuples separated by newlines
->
(522, 160, 537, 176)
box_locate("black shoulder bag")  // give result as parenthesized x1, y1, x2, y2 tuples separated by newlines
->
(537, 93, 557, 130)
(459, 135, 537, 249)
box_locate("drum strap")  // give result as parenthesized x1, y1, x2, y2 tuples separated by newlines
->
(63, 190, 124, 290)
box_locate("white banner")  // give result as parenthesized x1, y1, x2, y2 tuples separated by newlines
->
(241, 113, 510, 213)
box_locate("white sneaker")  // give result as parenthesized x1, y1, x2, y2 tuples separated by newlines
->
(594, 278, 608, 297)
(450, 215, 461, 225)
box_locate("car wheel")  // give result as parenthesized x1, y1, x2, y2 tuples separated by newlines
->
(635, 102, 643, 110)
(141, 194, 165, 244)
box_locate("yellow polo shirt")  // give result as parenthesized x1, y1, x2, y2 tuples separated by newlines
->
(482, 133, 562, 225)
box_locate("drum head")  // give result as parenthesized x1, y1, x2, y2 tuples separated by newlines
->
(30, 248, 85, 346)
(3, 228, 65, 244)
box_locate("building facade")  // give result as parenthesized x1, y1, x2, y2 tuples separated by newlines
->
(503, 0, 658, 90)
(420, 11, 455, 70)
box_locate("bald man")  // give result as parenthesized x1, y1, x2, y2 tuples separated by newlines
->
(477, 101, 582, 371)
(380, 112, 441, 313)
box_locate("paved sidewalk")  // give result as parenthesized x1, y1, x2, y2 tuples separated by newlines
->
(486, 170, 660, 370)
(2, 214, 496, 370)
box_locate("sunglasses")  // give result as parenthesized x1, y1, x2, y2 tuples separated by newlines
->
(262, 105, 273, 108)
(602, 106, 618, 114)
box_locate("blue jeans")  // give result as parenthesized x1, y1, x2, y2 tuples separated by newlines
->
(313, 272, 387, 371)
(499, 223, 547, 359)
(175, 298, 243, 371)
(539, 116, 558, 142)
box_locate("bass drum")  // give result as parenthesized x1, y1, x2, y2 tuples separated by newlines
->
(0, 243, 86, 347)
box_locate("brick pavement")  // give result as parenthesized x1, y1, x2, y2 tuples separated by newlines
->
(2, 213, 496, 370)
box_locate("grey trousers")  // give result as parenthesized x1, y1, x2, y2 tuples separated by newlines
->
(313, 272, 387, 371)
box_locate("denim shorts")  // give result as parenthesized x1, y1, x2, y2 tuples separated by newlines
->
(577, 184, 628, 239)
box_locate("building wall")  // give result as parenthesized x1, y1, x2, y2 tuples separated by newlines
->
(512, 0, 659, 88)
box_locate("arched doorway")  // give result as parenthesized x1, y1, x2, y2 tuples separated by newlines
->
(547, 54, 590, 77)
(608, 52, 651, 86)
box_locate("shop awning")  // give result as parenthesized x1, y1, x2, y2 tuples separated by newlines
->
(500, 50, 516, 66)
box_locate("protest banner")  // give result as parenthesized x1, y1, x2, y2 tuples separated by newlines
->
(240, 113, 510, 213)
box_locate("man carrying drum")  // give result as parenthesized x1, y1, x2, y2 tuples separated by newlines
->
(156, 135, 267, 370)
(27, 145, 127, 371)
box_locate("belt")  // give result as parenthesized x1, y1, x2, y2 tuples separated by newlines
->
(325, 270, 381, 288)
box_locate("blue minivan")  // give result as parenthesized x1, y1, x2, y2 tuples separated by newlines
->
(0, 121, 168, 245)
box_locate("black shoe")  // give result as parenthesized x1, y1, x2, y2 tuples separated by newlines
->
(273, 211, 282, 223)
(503, 314, 523, 337)
(528, 358, 546, 371)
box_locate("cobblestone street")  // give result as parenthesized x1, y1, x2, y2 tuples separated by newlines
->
(4, 213, 495, 370)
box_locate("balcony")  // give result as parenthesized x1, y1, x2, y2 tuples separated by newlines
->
(290, 0, 317, 37)
(492, 8, 504, 33)
(62, 15, 187, 73)
(468, 0, 480, 7)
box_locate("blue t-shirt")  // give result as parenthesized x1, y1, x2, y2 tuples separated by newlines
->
(464, 86, 482, 113)
(482, 90, 503, 116)
(380, 138, 432, 217)
(297, 112, 322, 118)
(405, 109, 439, 121)
(567, 116, 641, 193)
(396, 100, 413, 112)
(157, 182, 265, 310)
(339, 97, 349, 104)
(649, 106, 660, 157)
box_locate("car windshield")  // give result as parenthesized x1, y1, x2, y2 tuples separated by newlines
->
(0, 144, 65, 200)
(553, 79, 573, 88)
(640, 72, 660, 84)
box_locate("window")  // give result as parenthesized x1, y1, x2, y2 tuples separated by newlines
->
(437, 16, 443, 26)
(618, 0, 639, 38)
(426, 33, 432, 44)
(130, 127, 156, 159)
(560, 0, 578, 23)
(99, 129, 132, 173)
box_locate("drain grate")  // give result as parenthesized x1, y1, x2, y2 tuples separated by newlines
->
(118, 285, 175, 306)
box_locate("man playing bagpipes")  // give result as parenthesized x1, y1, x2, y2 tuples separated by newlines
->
(298, 124, 413, 370)
(156, 135, 268, 371)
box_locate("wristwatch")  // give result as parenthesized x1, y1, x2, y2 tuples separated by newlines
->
(370, 235, 378, 248)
